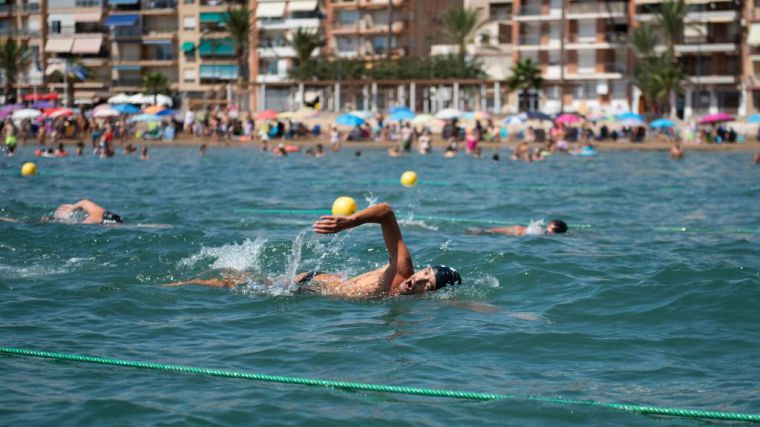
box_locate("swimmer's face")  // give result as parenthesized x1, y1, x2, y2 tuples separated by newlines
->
(398, 267, 437, 295)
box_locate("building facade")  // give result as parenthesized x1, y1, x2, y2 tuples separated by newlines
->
(0, 0, 45, 102)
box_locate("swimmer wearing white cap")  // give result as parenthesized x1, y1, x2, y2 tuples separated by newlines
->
(167, 204, 461, 298)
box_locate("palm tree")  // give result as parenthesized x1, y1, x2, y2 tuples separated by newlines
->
(290, 28, 325, 67)
(630, 23, 659, 58)
(0, 39, 33, 104)
(506, 58, 543, 112)
(48, 57, 89, 107)
(440, 7, 486, 63)
(223, 6, 251, 91)
(142, 71, 170, 105)
(651, 54, 686, 118)
(656, 0, 688, 56)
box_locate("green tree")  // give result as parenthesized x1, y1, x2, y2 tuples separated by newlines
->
(222, 6, 251, 90)
(290, 28, 325, 67)
(506, 58, 543, 110)
(651, 54, 686, 118)
(440, 7, 486, 63)
(0, 39, 33, 104)
(48, 57, 89, 107)
(656, 0, 688, 56)
(142, 71, 170, 105)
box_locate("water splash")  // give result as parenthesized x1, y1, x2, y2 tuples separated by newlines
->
(525, 219, 545, 235)
(363, 193, 378, 207)
(179, 238, 267, 272)
(282, 229, 309, 288)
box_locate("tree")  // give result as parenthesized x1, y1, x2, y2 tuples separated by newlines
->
(48, 57, 89, 107)
(0, 39, 33, 104)
(440, 7, 486, 63)
(651, 54, 686, 118)
(506, 58, 543, 112)
(290, 28, 325, 67)
(656, 0, 688, 56)
(142, 71, 170, 105)
(222, 6, 251, 91)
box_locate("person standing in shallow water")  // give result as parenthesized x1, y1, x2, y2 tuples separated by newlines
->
(166, 204, 462, 298)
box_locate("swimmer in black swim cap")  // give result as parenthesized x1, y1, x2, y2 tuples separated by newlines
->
(397, 265, 462, 295)
(54, 199, 122, 225)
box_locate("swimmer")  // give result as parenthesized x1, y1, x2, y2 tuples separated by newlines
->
(140, 146, 149, 160)
(388, 145, 403, 157)
(468, 219, 568, 236)
(75, 141, 85, 156)
(54, 199, 123, 225)
(669, 142, 685, 159)
(752, 152, 759, 164)
(166, 204, 462, 298)
(443, 140, 458, 158)
(199, 144, 207, 156)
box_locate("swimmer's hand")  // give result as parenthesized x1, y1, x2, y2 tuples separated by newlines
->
(313, 215, 354, 234)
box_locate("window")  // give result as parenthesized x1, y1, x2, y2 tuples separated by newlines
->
(336, 37, 357, 52)
(183, 69, 195, 83)
(489, 3, 511, 20)
(50, 20, 61, 34)
(546, 85, 560, 100)
(183, 16, 196, 30)
(337, 10, 359, 25)
(612, 81, 627, 99)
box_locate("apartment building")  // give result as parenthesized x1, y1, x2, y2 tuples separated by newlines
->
(636, 0, 744, 118)
(743, 0, 760, 115)
(106, 0, 179, 94)
(0, 0, 45, 101)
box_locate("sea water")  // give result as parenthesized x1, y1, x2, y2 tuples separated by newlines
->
(1, 147, 758, 426)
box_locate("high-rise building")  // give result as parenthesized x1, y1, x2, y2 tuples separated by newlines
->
(743, 0, 759, 115)
(0, 0, 45, 102)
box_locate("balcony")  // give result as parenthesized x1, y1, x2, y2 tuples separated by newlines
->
(112, 77, 144, 87)
(113, 58, 177, 66)
(358, 0, 403, 9)
(518, 34, 541, 45)
(75, 0, 102, 7)
(515, 5, 561, 20)
(567, 62, 626, 78)
(685, 10, 737, 23)
(141, 0, 176, 9)
(331, 0, 359, 9)
(258, 18, 321, 31)
(360, 20, 404, 34)
(567, 1, 626, 18)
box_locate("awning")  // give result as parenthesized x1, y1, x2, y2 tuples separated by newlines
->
(105, 14, 139, 26)
(288, 0, 318, 12)
(108, 0, 138, 4)
(749, 24, 760, 46)
(113, 65, 142, 71)
(256, 2, 286, 18)
(142, 39, 172, 45)
(200, 64, 238, 80)
(45, 38, 74, 53)
(198, 38, 235, 56)
(71, 36, 103, 54)
(181, 41, 195, 52)
(684, 23, 706, 38)
(74, 13, 101, 22)
(200, 12, 228, 23)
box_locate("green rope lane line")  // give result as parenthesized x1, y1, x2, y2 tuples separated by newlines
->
(2, 347, 758, 423)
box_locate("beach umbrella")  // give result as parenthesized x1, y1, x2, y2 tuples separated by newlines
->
(699, 113, 734, 125)
(143, 105, 166, 115)
(349, 110, 373, 120)
(555, 113, 580, 124)
(128, 114, 161, 123)
(616, 112, 645, 122)
(93, 107, 120, 118)
(156, 109, 177, 117)
(526, 111, 552, 121)
(746, 114, 760, 124)
(388, 109, 415, 122)
(335, 113, 365, 126)
(435, 108, 463, 120)
(650, 118, 675, 128)
(411, 114, 434, 124)
(619, 118, 645, 127)
(256, 109, 280, 120)
(114, 104, 140, 114)
(108, 93, 132, 104)
(388, 106, 413, 115)
(31, 100, 55, 109)
(0, 104, 23, 119)
(501, 115, 525, 125)
(45, 108, 74, 119)
(12, 108, 42, 120)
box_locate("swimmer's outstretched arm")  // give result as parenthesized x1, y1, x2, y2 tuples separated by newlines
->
(313, 203, 414, 279)
(164, 278, 238, 288)
(485, 226, 526, 236)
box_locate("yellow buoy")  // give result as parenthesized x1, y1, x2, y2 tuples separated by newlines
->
(21, 162, 37, 176)
(400, 171, 418, 187)
(331, 196, 357, 216)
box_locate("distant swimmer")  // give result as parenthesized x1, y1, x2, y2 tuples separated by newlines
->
(54, 199, 123, 225)
(468, 219, 568, 236)
(670, 142, 685, 160)
(167, 203, 462, 298)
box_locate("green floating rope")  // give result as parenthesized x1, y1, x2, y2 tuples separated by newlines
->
(1, 346, 758, 423)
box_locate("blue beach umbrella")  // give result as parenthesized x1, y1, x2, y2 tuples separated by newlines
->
(650, 118, 675, 128)
(746, 114, 760, 124)
(389, 106, 413, 115)
(156, 109, 177, 117)
(526, 111, 552, 121)
(616, 112, 645, 122)
(128, 114, 161, 123)
(114, 104, 140, 114)
(335, 113, 365, 126)
(388, 110, 415, 122)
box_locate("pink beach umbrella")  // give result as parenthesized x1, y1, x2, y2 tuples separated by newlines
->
(699, 113, 734, 125)
(555, 113, 580, 125)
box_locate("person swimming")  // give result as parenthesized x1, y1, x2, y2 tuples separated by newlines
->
(54, 199, 123, 225)
(166, 204, 462, 298)
(468, 219, 568, 236)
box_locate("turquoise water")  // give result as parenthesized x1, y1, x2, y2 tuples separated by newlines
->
(1, 147, 758, 426)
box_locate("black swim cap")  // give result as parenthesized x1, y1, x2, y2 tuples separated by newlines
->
(431, 265, 461, 290)
(102, 212, 123, 224)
